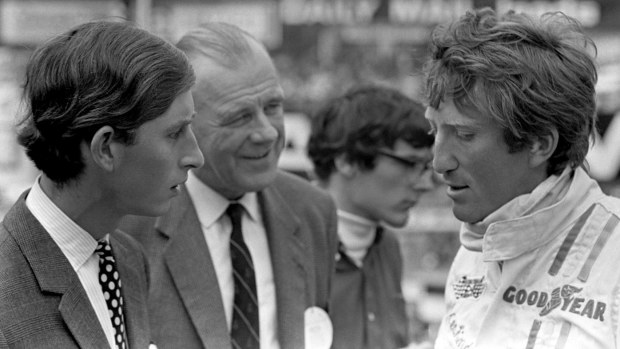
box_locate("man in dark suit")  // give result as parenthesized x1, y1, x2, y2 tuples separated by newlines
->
(0, 21, 204, 348)
(121, 22, 338, 349)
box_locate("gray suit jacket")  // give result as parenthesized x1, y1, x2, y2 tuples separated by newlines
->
(121, 171, 338, 349)
(0, 191, 150, 349)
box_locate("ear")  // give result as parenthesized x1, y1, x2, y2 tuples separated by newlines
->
(334, 155, 357, 178)
(90, 126, 122, 172)
(528, 128, 559, 168)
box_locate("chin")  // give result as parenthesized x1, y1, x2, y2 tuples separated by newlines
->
(452, 208, 484, 224)
(385, 215, 409, 228)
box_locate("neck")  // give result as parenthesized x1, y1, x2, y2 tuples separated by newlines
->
(337, 210, 378, 242)
(39, 175, 121, 240)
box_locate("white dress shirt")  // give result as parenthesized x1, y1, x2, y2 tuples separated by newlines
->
(186, 172, 280, 349)
(26, 178, 118, 349)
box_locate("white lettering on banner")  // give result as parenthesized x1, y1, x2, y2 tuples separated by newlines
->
(496, 0, 600, 27)
(390, 0, 472, 24)
(280, 0, 473, 25)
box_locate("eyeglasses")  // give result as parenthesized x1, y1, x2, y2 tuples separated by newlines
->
(376, 149, 433, 175)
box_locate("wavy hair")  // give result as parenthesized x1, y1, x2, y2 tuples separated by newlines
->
(423, 8, 597, 175)
(17, 20, 195, 185)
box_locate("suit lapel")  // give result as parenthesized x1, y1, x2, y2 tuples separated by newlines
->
(259, 184, 310, 348)
(58, 286, 109, 349)
(157, 188, 232, 349)
(7, 193, 108, 348)
(111, 233, 149, 349)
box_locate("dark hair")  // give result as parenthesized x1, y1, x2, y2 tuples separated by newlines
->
(423, 8, 597, 175)
(17, 20, 195, 185)
(307, 85, 434, 181)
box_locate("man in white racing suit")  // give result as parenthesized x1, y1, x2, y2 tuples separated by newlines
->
(422, 7, 620, 349)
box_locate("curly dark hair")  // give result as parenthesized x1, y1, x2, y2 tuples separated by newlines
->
(308, 84, 434, 181)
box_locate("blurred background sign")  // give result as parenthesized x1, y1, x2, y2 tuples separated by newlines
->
(0, 0, 126, 45)
(280, 0, 474, 25)
(152, 1, 282, 49)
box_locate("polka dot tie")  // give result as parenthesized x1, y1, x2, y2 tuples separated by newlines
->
(226, 203, 260, 349)
(95, 240, 128, 349)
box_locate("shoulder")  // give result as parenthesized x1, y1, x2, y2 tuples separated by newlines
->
(0, 224, 27, 277)
(118, 214, 159, 246)
(113, 228, 144, 252)
(267, 172, 337, 230)
(379, 228, 402, 249)
(377, 229, 404, 262)
(271, 171, 334, 206)
(0, 221, 38, 312)
(0, 195, 35, 274)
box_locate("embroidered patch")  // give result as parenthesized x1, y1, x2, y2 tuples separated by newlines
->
(453, 275, 486, 299)
(502, 284, 606, 321)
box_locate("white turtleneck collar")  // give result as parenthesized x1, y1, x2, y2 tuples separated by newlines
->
(337, 210, 380, 266)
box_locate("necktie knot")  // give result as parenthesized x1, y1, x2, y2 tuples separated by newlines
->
(96, 239, 114, 260)
(227, 202, 244, 225)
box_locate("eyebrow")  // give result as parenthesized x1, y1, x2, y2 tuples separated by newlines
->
(166, 112, 196, 131)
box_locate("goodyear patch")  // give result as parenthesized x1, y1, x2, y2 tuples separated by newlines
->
(502, 284, 606, 321)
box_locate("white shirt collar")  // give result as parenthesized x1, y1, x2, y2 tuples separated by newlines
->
(25, 176, 100, 271)
(186, 171, 260, 226)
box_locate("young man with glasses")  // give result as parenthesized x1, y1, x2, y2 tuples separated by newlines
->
(307, 85, 435, 349)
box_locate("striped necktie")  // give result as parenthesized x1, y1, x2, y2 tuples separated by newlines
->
(226, 203, 260, 349)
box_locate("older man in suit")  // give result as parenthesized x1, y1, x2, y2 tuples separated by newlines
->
(121, 22, 338, 349)
(0, 21, 203, 348)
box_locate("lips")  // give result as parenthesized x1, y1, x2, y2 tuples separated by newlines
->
(401, 200, 418, 210)
(170, 177, 188, 192)
(446, 183, 469, 200)
(243, 148, 271, 160)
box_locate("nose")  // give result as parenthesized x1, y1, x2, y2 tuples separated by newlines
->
(249, 111, 279, 143)
(432, 136, 457, 175)
(182, 127, 204, 169)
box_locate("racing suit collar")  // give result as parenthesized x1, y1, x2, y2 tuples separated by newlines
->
(461, 167, 601, 261)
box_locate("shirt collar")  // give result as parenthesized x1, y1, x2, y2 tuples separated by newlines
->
(461, 167, 603, 261)
(186, 171, 260, 227)
(337, 209, 381, 247)
(25, 176, 99, 271)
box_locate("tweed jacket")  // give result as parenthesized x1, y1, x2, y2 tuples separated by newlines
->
(122, 171, 338, 349)
(0, 191, 150, 349)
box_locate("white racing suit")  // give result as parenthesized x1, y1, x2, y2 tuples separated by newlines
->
(435, 168, 620, 348)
